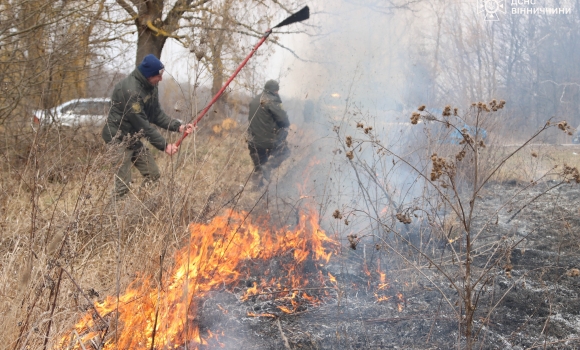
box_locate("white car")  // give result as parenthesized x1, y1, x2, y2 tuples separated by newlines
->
(32, 98, 111, 128)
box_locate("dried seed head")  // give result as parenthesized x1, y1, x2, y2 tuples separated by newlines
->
(356, 122, 364, 128)
(411, 112, 420, 124)
(418, 105, 426, 111)
(531, 152, 538, 158)
(347, 234, 359, 250)
(396, 213, 412, 224)
(442, 105, 452, 116)
(430, 153, 456, 181)
(194, 50, 205, 61)
(558, 121, 568, 131)
(459, 129, 474, 145)
(332, 209, 343, 219)
(346, 136, 353, 148)
(562, 164, 580, 183)
(346, 151, 354, 160)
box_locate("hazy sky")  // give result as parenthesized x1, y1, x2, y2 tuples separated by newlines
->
(158, 1, 413, 103)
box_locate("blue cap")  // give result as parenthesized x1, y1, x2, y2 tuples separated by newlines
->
(138, 54, 164, 78)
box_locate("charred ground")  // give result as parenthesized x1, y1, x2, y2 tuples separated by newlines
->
(188, 179, 580, 350)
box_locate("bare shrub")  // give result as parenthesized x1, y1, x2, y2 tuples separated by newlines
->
(335, 99, 580, 349)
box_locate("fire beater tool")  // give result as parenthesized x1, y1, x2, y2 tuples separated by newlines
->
(175, 5, 310, 148)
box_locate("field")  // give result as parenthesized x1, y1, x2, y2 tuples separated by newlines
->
(2, 114, 580, 349)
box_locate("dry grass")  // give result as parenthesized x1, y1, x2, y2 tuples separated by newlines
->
(489, 144, 580, 183)
(425, 131, 580, 186)
(3, 100, 577, 348)
(0, 116, 262, 349)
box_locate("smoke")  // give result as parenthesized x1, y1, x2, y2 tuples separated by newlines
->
(271, 0, 580, 144)
(263, 1, 432, 236)
(274, 1, 423, 110)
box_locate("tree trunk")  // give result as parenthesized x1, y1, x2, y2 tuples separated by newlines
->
(136, 29, 167, 65)
(211, 57, 224, 98)
(211, 54, 226, 116)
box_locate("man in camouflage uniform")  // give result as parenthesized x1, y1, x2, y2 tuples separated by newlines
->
(247, 80, 290, 186)
(102, 54, 193, 198)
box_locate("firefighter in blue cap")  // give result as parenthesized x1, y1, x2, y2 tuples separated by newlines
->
(102, 54, 193, 198)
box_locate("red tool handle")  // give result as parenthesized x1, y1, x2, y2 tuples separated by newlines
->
(175, 30, 272, 148)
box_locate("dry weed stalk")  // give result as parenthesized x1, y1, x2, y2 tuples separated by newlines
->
(0, 108, 259, 349)
(337, 99, 578, 349)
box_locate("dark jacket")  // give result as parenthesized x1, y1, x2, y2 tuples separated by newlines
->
(247, 90, 290, 149)
(102, 68, 181, 150)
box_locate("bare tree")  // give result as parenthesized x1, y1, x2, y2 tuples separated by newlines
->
(415, 0, 580, 141)
(0, 0, 107, 129)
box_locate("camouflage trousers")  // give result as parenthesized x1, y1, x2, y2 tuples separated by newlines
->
(110, 142, 160, 197)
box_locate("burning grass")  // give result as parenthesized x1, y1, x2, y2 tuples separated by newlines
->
(55, 208, 339, 349)
(7, 98, 580, 349)
(0, 119, 259, 349)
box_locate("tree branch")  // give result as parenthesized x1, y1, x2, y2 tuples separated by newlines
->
(115, 0, 138, 19)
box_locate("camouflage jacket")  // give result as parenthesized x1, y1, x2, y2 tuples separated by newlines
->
(247, 90, 290, 149)
(101, 68, 181, 151)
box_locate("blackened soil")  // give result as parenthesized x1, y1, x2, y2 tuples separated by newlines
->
(193, 181, 580, 349)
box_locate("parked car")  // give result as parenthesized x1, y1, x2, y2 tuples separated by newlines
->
(32, 98, 111, 128)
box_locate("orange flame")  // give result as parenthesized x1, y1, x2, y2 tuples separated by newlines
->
(328, 272, 337, 284)
(277, 305, 294, 314)
(56, 208, 338, 350)
(241, 281, 260, 301)
(397, 292, 405, 312)
(374, 294, 391, 303)
(377, 270, 389, 291)
(374, 260, 391, 301)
